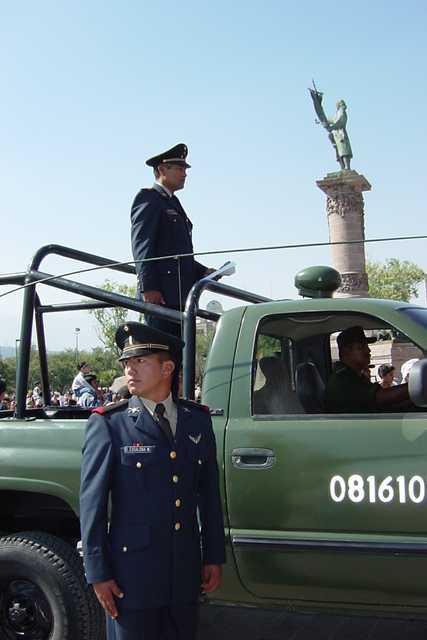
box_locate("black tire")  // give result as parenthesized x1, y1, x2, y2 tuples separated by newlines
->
(0, 531, 105, 640)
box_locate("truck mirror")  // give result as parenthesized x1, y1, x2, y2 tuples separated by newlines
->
(408, 358, 427, 407)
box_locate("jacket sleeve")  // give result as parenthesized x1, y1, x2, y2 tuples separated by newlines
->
(130, 193, 162, 293)
(80, 413, 115, 584)
(197, 415, 226, 565)
(194, 260, 208, 281)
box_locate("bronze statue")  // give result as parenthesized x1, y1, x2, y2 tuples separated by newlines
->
(309, 82, 353, 170)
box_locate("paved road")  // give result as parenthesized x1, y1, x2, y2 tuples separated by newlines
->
(198, 604, 427, 639)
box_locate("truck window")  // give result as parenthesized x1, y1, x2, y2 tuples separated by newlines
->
(252, 333, 303, 415)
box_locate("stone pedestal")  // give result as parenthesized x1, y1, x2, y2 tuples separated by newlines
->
(317, 170, 371, 298)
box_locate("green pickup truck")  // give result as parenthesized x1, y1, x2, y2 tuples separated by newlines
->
(1, 245, 427, 640)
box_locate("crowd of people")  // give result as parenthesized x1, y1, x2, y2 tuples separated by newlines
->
(0, 361, 130, 412)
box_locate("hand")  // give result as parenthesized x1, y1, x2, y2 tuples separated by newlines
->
(143, 290, 165, 305)
(204, 268, 216, 276)
(93, 579, 124, 619)
(201, 564, 222, 593)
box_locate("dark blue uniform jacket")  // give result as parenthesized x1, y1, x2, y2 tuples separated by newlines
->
(130, 188, 207, 308)
(80, 396, 225, 610)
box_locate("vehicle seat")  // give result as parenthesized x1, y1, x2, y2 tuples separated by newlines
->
(295, 361, 325, 413)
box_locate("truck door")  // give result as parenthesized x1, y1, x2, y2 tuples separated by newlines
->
(224, 306, 427, 609)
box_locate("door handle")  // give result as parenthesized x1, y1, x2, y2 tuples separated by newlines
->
(231, 448, 276, 470)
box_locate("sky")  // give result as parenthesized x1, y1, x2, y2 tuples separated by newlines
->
(1, 0, 426, 352)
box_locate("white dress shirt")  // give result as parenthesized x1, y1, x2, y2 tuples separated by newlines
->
(140, 392, 178, 436)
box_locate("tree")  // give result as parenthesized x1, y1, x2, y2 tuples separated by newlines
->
(367, 258, 425, 302)
(0, 356, 16, 391)
(86, 280, 139, 353)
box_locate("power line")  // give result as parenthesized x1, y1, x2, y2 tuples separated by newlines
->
(0, 233, 426, 300)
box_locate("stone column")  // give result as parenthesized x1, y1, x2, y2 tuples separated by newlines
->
(317, 170, 371, 298)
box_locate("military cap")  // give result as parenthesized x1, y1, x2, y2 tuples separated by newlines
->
(115, 321, 184, 361)
(337, 326, 376, 350)
(377, 363, 395, 379)
(145, 143, 190, 169)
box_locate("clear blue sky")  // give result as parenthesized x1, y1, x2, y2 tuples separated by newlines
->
(1, 1, 426, 351)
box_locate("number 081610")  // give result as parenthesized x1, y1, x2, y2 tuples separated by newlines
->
(329, 474, 425, 504)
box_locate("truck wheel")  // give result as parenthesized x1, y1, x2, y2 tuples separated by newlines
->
(0, 531, 105, 640)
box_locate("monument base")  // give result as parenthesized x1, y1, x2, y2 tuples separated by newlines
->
(317, 170, 371, 298)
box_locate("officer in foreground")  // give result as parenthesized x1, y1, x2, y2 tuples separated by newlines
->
(325, 326, 412, 412)
(80, 322, 225, 639)
(130, 143, 214, 335)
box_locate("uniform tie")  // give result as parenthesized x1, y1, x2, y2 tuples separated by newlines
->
(154, 403, 174, 443)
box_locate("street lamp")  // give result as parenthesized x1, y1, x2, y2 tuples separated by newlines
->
(75, 328, 80, 363)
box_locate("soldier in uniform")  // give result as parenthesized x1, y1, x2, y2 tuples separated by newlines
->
(130, 143, 214, 336)
(325, 326, 412, 413)
(80, 322, 225, 639)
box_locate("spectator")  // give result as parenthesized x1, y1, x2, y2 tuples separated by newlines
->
(72, 362, 91, 400)
(26, 392, 34, 409)
(377, 364, 396, 388)
(32, 382, 42, 404)
(78, 374, 101, 408)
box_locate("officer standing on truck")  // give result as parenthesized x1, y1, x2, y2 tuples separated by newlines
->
(80, 321, 225, 640)
(130, 143, 214, 336)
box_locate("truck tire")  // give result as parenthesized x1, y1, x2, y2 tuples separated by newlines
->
(0, 531, 105, 640)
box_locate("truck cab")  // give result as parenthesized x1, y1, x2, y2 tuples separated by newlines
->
(203, 270, 427, 615)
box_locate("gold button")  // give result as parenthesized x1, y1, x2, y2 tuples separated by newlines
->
(170, 451, 177, 460)
(175, 499, 181, 508)
(123, 546, 128, 552)
(172, 475, 179, 483)
(174, 522, 181, 531)
(136, 462, 142, 469)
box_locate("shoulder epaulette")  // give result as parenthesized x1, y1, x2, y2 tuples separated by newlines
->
(179, 398, 210, 413)
(92, 399, 129, 415)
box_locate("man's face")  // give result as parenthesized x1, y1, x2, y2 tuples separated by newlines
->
(123, 354, 173, 397)
(159, 163, 187, 192)
(345, 341, 371, 371)
(81, 365, 90, 375)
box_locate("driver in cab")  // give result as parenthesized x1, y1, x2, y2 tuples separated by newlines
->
(325, 326, 412, 413)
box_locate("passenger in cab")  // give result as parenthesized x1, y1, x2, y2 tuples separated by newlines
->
(325, 326, 412, 413)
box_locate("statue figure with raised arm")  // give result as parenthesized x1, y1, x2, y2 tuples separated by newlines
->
(309, 82, 353, 171)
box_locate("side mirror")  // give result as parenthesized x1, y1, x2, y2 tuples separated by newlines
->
(408, 359, 427, 407)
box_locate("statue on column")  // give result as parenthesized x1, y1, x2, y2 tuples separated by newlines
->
(309, 82, 353, 171)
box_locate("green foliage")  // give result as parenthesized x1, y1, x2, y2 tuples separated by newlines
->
(45, 350, 83, 392)
(87, 280, 139, 353)
(257, 335, 282, 357)
(88, 347, 122, 388)
(367, 259, 425, 302)
(196, 321, 216, 382)
(0, 356, 16, 391)
(1, 347, 122, 395)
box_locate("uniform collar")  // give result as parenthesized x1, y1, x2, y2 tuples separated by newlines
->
(153, 182, 173, 198)
(139, 393, 174, 418)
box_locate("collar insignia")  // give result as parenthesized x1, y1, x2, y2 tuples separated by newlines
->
(188, 433, 201, 444)
(128, 406, 141, 416)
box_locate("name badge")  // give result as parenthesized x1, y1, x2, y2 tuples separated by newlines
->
(122, 445, 156, 454)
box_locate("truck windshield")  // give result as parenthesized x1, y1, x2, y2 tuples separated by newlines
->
(400, 307, 427, 330)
